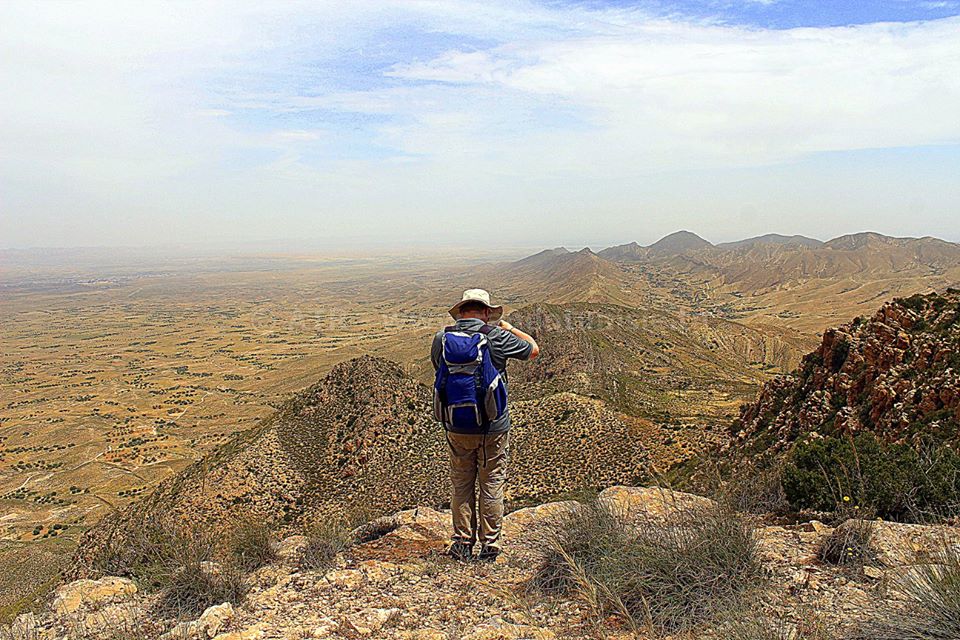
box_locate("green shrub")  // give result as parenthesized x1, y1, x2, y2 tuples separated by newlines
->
(782, 432, 960, 520)
(531, 496, 762, 633)
(897, 294, 928, 312)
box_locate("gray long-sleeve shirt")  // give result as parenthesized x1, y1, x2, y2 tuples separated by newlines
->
(431, 318, 533, 432)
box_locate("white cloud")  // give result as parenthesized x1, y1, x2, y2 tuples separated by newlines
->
(1, 1, 959, 248)
(275, 130, 323, 141)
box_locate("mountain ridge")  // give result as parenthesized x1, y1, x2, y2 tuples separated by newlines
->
(69, 354, 683, 579)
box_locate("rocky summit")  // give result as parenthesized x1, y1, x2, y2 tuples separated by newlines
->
(71, 356, 674, 579)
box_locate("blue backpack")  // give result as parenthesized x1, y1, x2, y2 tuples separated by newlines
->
(433, 325, 508, 433)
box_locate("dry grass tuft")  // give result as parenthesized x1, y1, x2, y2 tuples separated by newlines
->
(818, 518, 876, 570)
(530, 495, 763, 633)
(853, 542, 960, 639)
(156, 560, 247, 619)
(65, 607, 160, 640)
(225, 517, 278, 572)
(84, 513, 249, 619)
(719, 607, 835, 640)
(299, 519, 353, 572)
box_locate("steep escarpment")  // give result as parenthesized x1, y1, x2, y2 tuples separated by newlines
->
(734, 290, 960, 454)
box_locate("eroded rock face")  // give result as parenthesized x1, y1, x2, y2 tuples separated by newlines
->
(735, 291, 960, 451)
(162, 602, 234, 640)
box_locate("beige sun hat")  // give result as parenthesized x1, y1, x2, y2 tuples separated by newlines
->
(448, 288, 503, 323)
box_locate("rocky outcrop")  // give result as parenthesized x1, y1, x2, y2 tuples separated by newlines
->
(13, 485, 960, 640)
(734, 290, 960, 452)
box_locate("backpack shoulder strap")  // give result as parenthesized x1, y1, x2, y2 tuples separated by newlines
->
(444, 324, 495, 335)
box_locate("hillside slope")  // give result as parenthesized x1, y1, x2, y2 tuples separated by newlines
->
(21, 486, 960, 640)
(506, 302, 799, 421)
(489, 248, 636, 306)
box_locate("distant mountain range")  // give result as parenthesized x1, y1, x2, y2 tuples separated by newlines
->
(489, 231, 960, 336)
(597, 230, 959, 257)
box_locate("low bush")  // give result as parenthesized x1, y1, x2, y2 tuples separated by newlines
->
(817, 518, 875, 570)
(782, 432, 960, 520)
(531, 496, 762, 633)
(299, 519, 353, 572)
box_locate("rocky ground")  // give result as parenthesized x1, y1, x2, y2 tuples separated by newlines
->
(7, 485, 959, 640)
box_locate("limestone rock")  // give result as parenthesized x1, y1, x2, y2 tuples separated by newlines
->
(598, 485, 716, 521)
(358, 559, 401, 583)
(863, 566, 884, 580)
(163, 603, 234, 640)
(343, 607, 400, 636)
(397, 630, 448, 640)
(868, 520, 960, 566)
(51, 576, 137, 615)
(211, 623, 267, 640)
(275, 535, 309, 561)
(502, 500, 576, 540)
(324, 568, 364, 589)
(462, 621, 557, 640)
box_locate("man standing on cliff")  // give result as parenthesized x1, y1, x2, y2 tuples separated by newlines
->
(431, 289, 540, 562)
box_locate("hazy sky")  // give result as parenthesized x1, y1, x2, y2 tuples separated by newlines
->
(2, 0, 959, 250)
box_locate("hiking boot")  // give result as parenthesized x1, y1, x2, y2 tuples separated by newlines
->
(477, 545, 500, 562)
(447, 541, 473, 561)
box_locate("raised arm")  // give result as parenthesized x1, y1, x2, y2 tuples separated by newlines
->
(498, 320, 540, 360)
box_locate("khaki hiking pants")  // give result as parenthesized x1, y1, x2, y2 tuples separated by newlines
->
(446, 431, 509, 551)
